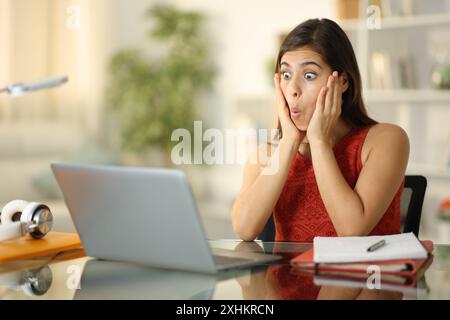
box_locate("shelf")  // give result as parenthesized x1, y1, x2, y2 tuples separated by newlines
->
(364, 89, 450, 103)
(339, 12, 450, 31)
(374, 13, 450, 30)
(407, 163, 450, 179)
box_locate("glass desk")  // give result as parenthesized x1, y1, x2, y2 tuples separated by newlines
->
(1, 240, 449, 300)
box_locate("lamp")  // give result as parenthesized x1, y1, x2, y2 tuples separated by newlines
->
(0, 76, 68, 97)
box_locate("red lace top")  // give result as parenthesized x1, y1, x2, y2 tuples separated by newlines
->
(273, 125, 402, 242)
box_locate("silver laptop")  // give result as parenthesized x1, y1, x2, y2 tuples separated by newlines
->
(74, 259, 266, 300)
(51, 163, 280, 274)
(74, 259, 217, 300)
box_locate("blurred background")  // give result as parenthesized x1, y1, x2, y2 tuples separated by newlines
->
(0, 0, 449, 243)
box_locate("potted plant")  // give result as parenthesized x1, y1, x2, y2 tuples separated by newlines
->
(107, 4, 216, 166)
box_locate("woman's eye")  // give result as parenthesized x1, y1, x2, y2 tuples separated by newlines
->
(281, 71, 291, 80)
(304, 72, 317, 80)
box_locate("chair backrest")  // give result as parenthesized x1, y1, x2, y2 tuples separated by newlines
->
(258, 175, 427, 241)
(401, 175, 427, 236)
(258, 213, 275, 242)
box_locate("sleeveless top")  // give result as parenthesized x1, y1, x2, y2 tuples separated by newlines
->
(273, 125, 402, 242)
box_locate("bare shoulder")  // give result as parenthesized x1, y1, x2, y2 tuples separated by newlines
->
(362, 123, 409, 164)
(366, 123, 409, 145)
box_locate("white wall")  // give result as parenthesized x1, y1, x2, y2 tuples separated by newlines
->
(0, 0, 341, 236)
(171, 0, 336, 128)
(105, 0, 336, 129)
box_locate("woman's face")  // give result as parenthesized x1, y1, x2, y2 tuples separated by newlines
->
(279, 47, 333, 131)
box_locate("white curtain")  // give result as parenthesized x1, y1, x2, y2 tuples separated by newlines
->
(0, 0, 110, 155)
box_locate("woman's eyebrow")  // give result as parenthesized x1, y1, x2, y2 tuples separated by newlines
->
(280, 60, 322, 69)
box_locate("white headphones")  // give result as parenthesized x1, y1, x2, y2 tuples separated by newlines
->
(0, 200, 53, 241)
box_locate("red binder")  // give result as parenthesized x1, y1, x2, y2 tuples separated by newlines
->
(290, 240, 434, 277)
(311, 255, 434, 288)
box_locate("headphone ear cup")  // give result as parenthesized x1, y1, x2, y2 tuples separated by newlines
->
(22, 266, 53, 296)
(1, 200, 29, 224)
(21, 202, 53, 239)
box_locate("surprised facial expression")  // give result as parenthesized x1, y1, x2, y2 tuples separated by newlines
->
(279, 47, 333, 131)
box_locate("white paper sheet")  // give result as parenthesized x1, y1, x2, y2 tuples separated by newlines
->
(313, 232, 428, 263)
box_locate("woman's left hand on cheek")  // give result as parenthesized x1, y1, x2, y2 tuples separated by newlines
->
(307, 71, 343, 148)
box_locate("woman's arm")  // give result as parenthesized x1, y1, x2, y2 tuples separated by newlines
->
(311, 124, 409, 236)
(308, 72, 409, 236)
(231, 139, 299, 241)
(231, 74, 305, 241)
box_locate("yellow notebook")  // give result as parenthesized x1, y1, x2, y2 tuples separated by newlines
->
(0, 232, 84, 264)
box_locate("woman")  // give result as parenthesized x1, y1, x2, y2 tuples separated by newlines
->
(231, 18, 409, 242)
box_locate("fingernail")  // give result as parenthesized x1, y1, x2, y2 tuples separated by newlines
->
(333, 71, 338, 77)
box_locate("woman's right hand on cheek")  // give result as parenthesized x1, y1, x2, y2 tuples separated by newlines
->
(273, 74, 305, 145)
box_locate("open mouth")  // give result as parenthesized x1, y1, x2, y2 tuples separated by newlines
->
(290, 110, 301, 118)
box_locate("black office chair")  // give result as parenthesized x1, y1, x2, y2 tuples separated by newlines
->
(258, 175, 427, 241)
(401, 175, 427, 237)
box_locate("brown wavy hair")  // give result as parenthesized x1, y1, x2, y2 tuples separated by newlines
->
(274, 18, 377, 139)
